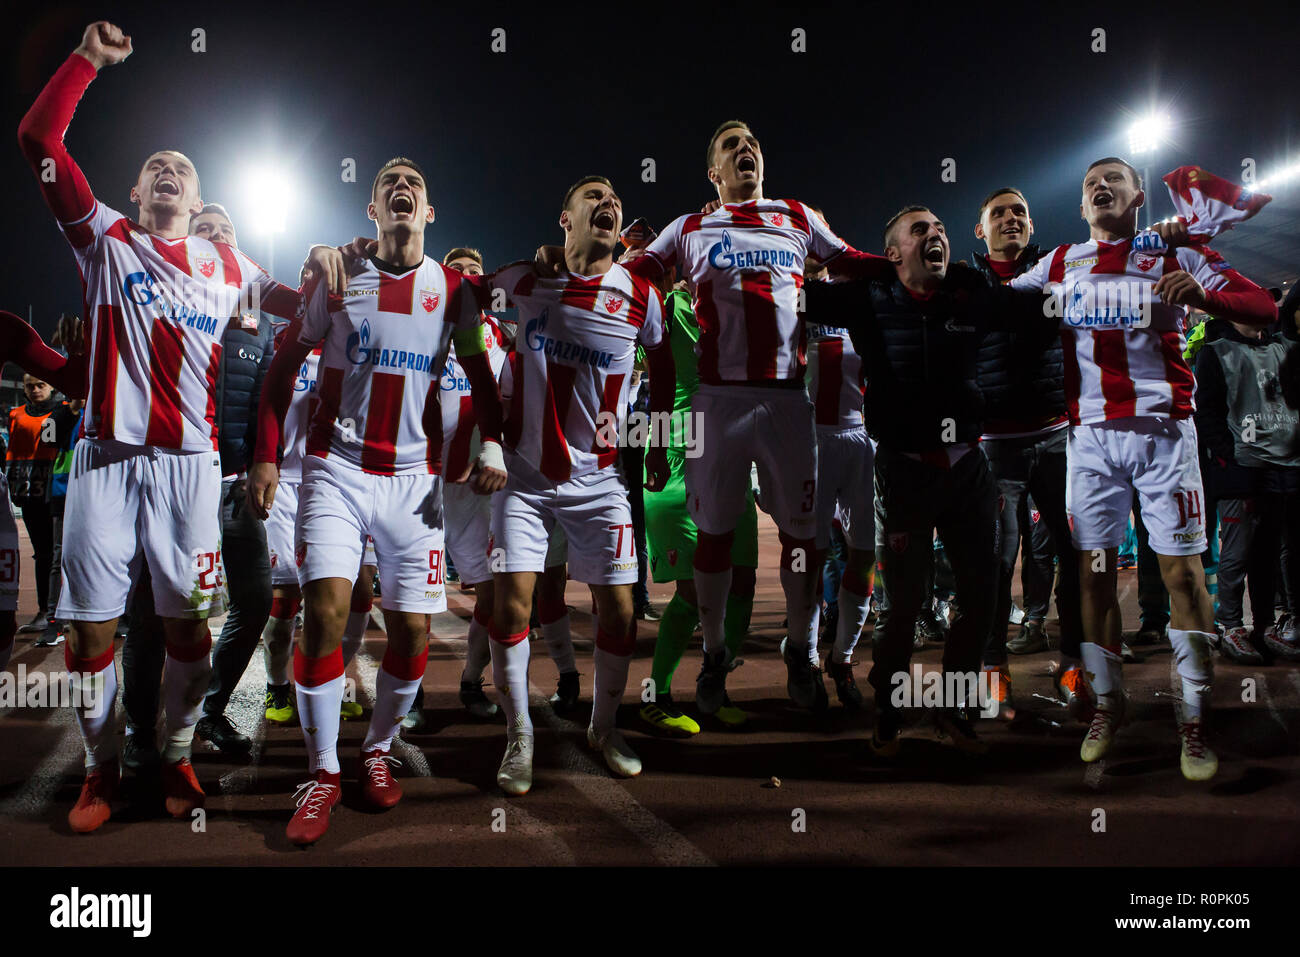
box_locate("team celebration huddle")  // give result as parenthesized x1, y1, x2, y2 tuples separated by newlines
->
(3, 20, 1297, 850)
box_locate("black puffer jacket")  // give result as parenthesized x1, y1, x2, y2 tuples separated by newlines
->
(216, 315, 275, 475)
(972, 244, 1067, 431)
(805, 266, 1052, 453)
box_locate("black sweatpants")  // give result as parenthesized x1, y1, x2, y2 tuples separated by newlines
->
(869, 446, 998, 703)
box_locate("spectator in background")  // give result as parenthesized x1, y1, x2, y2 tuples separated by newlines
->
(40, 314, 87, 647)
(6, 373, 61, 635)
(1195, 313, 1300, 660)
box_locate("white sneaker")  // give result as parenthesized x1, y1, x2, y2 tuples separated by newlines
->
(1081, 696, 1125, 763)
(587, 726, 642, 778)
(1262, 619, 1300, 661)
(1179, 718, 1218, 781)
(1219, 626, 1264, 664)
(497, 732, 534, 796)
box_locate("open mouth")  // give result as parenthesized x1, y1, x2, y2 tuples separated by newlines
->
(591, 208, 617, 231)
(924, 240, 945, 264)
(1001, 225, 1023, 236)
(1092, 191, 1114, 209)
(390, 193, 414, 215)
(736, 154, 757, 174)
(154, 179, 179, 197)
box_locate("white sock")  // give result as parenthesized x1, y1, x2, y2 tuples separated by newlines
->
(263, 616, 295, 686)
(591, 646, 631, 735)
(296, 674, 344, 774)
(341, 611, 368, 668)
(694, 567, 732, 655)
(362, 650, 427, 753)
(490, 633, 532, 736)
(1168, 628, 1215, 720)
(781, 566, 816, 664)
(834, 585, 872, 662)
(68, 650, 119, 769)
(462, 612, 492, 684)
(541, 615, 576, 675)
(1080, 642, 1123, 705)
(162, 640, 213, 763)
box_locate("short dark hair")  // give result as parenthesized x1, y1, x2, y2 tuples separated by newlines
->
(371, 157, 427, 200)
(562, 175, 614, 212)
(977, 187, 1027, 218)
(196, 202, 233, 222)
(1085, 157, 1142, 191)
(883, 205, 932, 248)
(443, 247, 483, 267)
(706, 120, 751, 167)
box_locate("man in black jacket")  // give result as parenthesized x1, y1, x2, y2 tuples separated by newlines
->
(1194, 316, 1300, 661)
(805, 206, 1051, 756)
(122, 204, 275, 764)
(972, 187, 1088, 719)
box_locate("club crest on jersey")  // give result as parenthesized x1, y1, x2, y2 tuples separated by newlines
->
(1135, 255, 1158, 272)
(768, 212, 784, 227)
(420, 289, 440, 313)
(604, 294, 625, 315)
(197, 256, 217, 278)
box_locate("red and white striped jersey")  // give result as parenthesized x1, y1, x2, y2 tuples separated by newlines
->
(299, 256, 480, 476)
(439, 315, 509, 480)
(1011, 240, 1240, 425)
(489, 261, 664, 482)
(805, 321, 864, 429)
(639, 199, 847, 385)
(63, 200, 299, 451)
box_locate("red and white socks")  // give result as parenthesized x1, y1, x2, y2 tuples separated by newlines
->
(161, 633, 213, 763)
(66, 644, 119, 769)
(362, 645, 428, 753)
(1168, 629, 1215, 720)
(462, 603, 492, 684)
(539, 599, 575, 675)
(592, 624, 634, 735)
(489, 625, 532, 736)
(1080, 641, 1124, 710)
(295, 647, 344, 774)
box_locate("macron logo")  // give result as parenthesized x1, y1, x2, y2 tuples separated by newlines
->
(49, 887, 151, 938)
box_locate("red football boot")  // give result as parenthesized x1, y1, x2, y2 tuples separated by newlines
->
(286, 770, 342, 846)
(161, 756, 206, 818)
(360, 748, 403, 810)
(68, 760, 120, 834)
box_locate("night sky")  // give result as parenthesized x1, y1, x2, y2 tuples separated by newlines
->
(3, 0, 1298, 337)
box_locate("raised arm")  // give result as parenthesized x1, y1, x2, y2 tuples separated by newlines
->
(18, 23, 132, 226)
(0, 311, 88, 399)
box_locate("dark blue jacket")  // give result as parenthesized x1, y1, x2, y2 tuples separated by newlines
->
(216, 315, 275, 475)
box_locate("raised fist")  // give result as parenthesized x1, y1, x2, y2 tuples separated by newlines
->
(76, 21, 133, 71)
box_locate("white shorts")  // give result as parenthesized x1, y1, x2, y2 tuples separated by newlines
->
(815, 426, 875, 550)
(1067, 417, 1207, 556)
(266, 479, 300, 587)
(491, 454, 635, 585)
(444, 481, 493, 585)
(295, 455, 446, 613)
(685, 384, 817, 540)
(57, 439, 227, 621)
(0, 474, 18, 613)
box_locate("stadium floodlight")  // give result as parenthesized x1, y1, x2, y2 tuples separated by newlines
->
(1127, 112, 1171, 156)
(244, 165, 293, 236)
(242, 164, 294, 278)
(1254, 161, 1300, 190)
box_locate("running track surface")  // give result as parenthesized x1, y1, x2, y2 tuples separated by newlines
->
(1, 517, 1297, 866)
